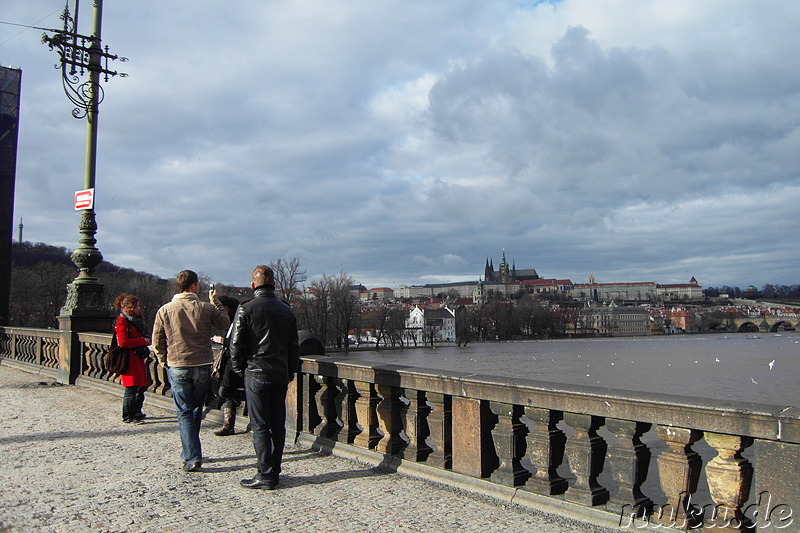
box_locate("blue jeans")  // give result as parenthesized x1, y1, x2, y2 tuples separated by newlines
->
(245, 376, 288, 480)
(168, 365, 211, 463)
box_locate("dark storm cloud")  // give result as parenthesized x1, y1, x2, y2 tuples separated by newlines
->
(2, 0, 798, 288)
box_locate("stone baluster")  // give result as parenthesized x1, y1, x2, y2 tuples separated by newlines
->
(489, 402, 530, 486)
(523, 407, 568, 496)
(36, 335, 45, 366)
(563, 413, 609, 506)
(313, 375, 340, 438)
(1, 332, 13, 359)
(148, 359, 168, 396)
(654, 426, 703, 530)
(375, 383, 404, 455)
(605, 419, 653, 517)
(302, 373, 321, 434)
(2, 332, 15, 359)
(703, 433, 754, 532)
(43, 336, 59, 368)
(353, 380, 380, 449)
(335, 378, 359, 444)
(16, 334, 34, 363)
(426, 392, 452, 469)
(0, 332, 10, 358)
(95, 342, 110, 378)
(84, 342, 102, 379)
(402, 388, 433, 462)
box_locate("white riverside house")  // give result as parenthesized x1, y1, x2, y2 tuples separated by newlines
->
(405, 306, 457, 344)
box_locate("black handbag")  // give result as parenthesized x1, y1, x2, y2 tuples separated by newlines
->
(134, 345, 150, 357)
(105, 328, 129, 375)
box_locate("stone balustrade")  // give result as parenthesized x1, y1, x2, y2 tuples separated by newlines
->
(1, 326, 797, 532)
(0, 326, 61, 371)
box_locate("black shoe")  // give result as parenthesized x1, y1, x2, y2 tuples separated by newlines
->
(240, 476, 277, 490)
(183, 460, 202, 472)
(134, 412, 147, 420)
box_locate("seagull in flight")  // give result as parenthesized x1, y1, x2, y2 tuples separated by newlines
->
(751, 377, 758, 384)
(769, 360, 775, 370)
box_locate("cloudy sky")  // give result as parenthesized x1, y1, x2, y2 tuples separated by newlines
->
(2, 1, 798, 289)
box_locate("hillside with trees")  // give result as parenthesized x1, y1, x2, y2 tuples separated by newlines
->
(9, 242, 172, 328)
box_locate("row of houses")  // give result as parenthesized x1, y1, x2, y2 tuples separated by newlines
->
(359, 300, 800, 345)
(364, 277, 704, 304)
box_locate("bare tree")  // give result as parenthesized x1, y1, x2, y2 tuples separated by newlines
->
(328, 271, 360, 349)
(361, 306, 386, 347)
(385, 308, 407, 347)
(298, 276, 330, 346)
(424, 320, 443, 348)
(270, 257, 307, 303)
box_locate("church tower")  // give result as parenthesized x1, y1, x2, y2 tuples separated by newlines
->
(485, 258, 497, 282)
(499, 250, 510, 284)
(473, 277, 486, 305)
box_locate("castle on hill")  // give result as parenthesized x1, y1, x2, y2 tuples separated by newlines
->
(483, 250, 540, 284)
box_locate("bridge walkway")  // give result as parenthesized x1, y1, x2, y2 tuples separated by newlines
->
(0, 365, 621, 533)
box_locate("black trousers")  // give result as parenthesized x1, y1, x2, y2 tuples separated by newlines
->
(244, 376, 288, 480)
(122, 385, 147, 421)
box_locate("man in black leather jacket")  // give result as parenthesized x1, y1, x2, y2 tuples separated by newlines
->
(230, 265, 299, 490)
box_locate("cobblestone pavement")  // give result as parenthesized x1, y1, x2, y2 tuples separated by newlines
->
(0, 365, 620, 533)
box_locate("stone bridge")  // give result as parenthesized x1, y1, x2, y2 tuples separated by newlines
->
(729, 316, 799, 333)
(1, 325, 798, 532)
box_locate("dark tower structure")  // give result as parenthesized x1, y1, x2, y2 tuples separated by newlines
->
(483, 251, 540, 284)
(498, 250, 510, 283)
(0, 66, 22, 326)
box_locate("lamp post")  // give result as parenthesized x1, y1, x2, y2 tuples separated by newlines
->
(41, 0, 126, 381)
(42, 0, 125, 317)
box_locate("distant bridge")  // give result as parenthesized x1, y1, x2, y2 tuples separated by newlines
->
(729, 316, 799, 333)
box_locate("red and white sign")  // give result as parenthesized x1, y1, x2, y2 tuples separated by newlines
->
(74, 188, 95, 210)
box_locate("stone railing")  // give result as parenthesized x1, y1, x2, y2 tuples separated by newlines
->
(0, 327, 61, 375)
(291, 355, 799, 532)
(74, 331, 172, 398)
(0, 327, 173, 405)
(1, 326, 797, 531)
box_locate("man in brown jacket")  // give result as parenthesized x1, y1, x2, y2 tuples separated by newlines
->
(153, 270, 230, 472)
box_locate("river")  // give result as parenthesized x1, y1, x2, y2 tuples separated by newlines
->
(340, 333, 799, 406)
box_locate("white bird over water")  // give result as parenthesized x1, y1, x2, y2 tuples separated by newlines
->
(751, 377, 758, 384)
(769, 360, 775, 370)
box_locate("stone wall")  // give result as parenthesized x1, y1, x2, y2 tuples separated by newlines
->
(1, 326, 797, 531)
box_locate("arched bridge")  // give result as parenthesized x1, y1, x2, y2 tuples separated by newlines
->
(730, 316, 799, 333)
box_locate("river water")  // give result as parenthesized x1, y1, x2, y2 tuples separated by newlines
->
(342, 333, 799, 406)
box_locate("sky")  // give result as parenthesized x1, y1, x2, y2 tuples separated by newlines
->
(2, 0, 799, 290)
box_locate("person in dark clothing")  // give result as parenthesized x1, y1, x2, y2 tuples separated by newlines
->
(211, 295, 243, 436)
(230, 265, 299, 490)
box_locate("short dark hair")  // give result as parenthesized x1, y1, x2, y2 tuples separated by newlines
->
(176, 270, 198, 292)
(252, 265, 275, 287)
(218, 295, 240, 321)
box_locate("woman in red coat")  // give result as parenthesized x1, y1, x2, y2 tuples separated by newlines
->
(113, 293, 152, 423)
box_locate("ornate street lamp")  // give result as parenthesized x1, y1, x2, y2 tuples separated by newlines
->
(41, 0, 126, 318)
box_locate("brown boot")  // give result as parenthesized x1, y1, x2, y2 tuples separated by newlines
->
(214, 406, 236, 436)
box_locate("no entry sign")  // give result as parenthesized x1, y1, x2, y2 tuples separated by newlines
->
(74, 188, 95, 210)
